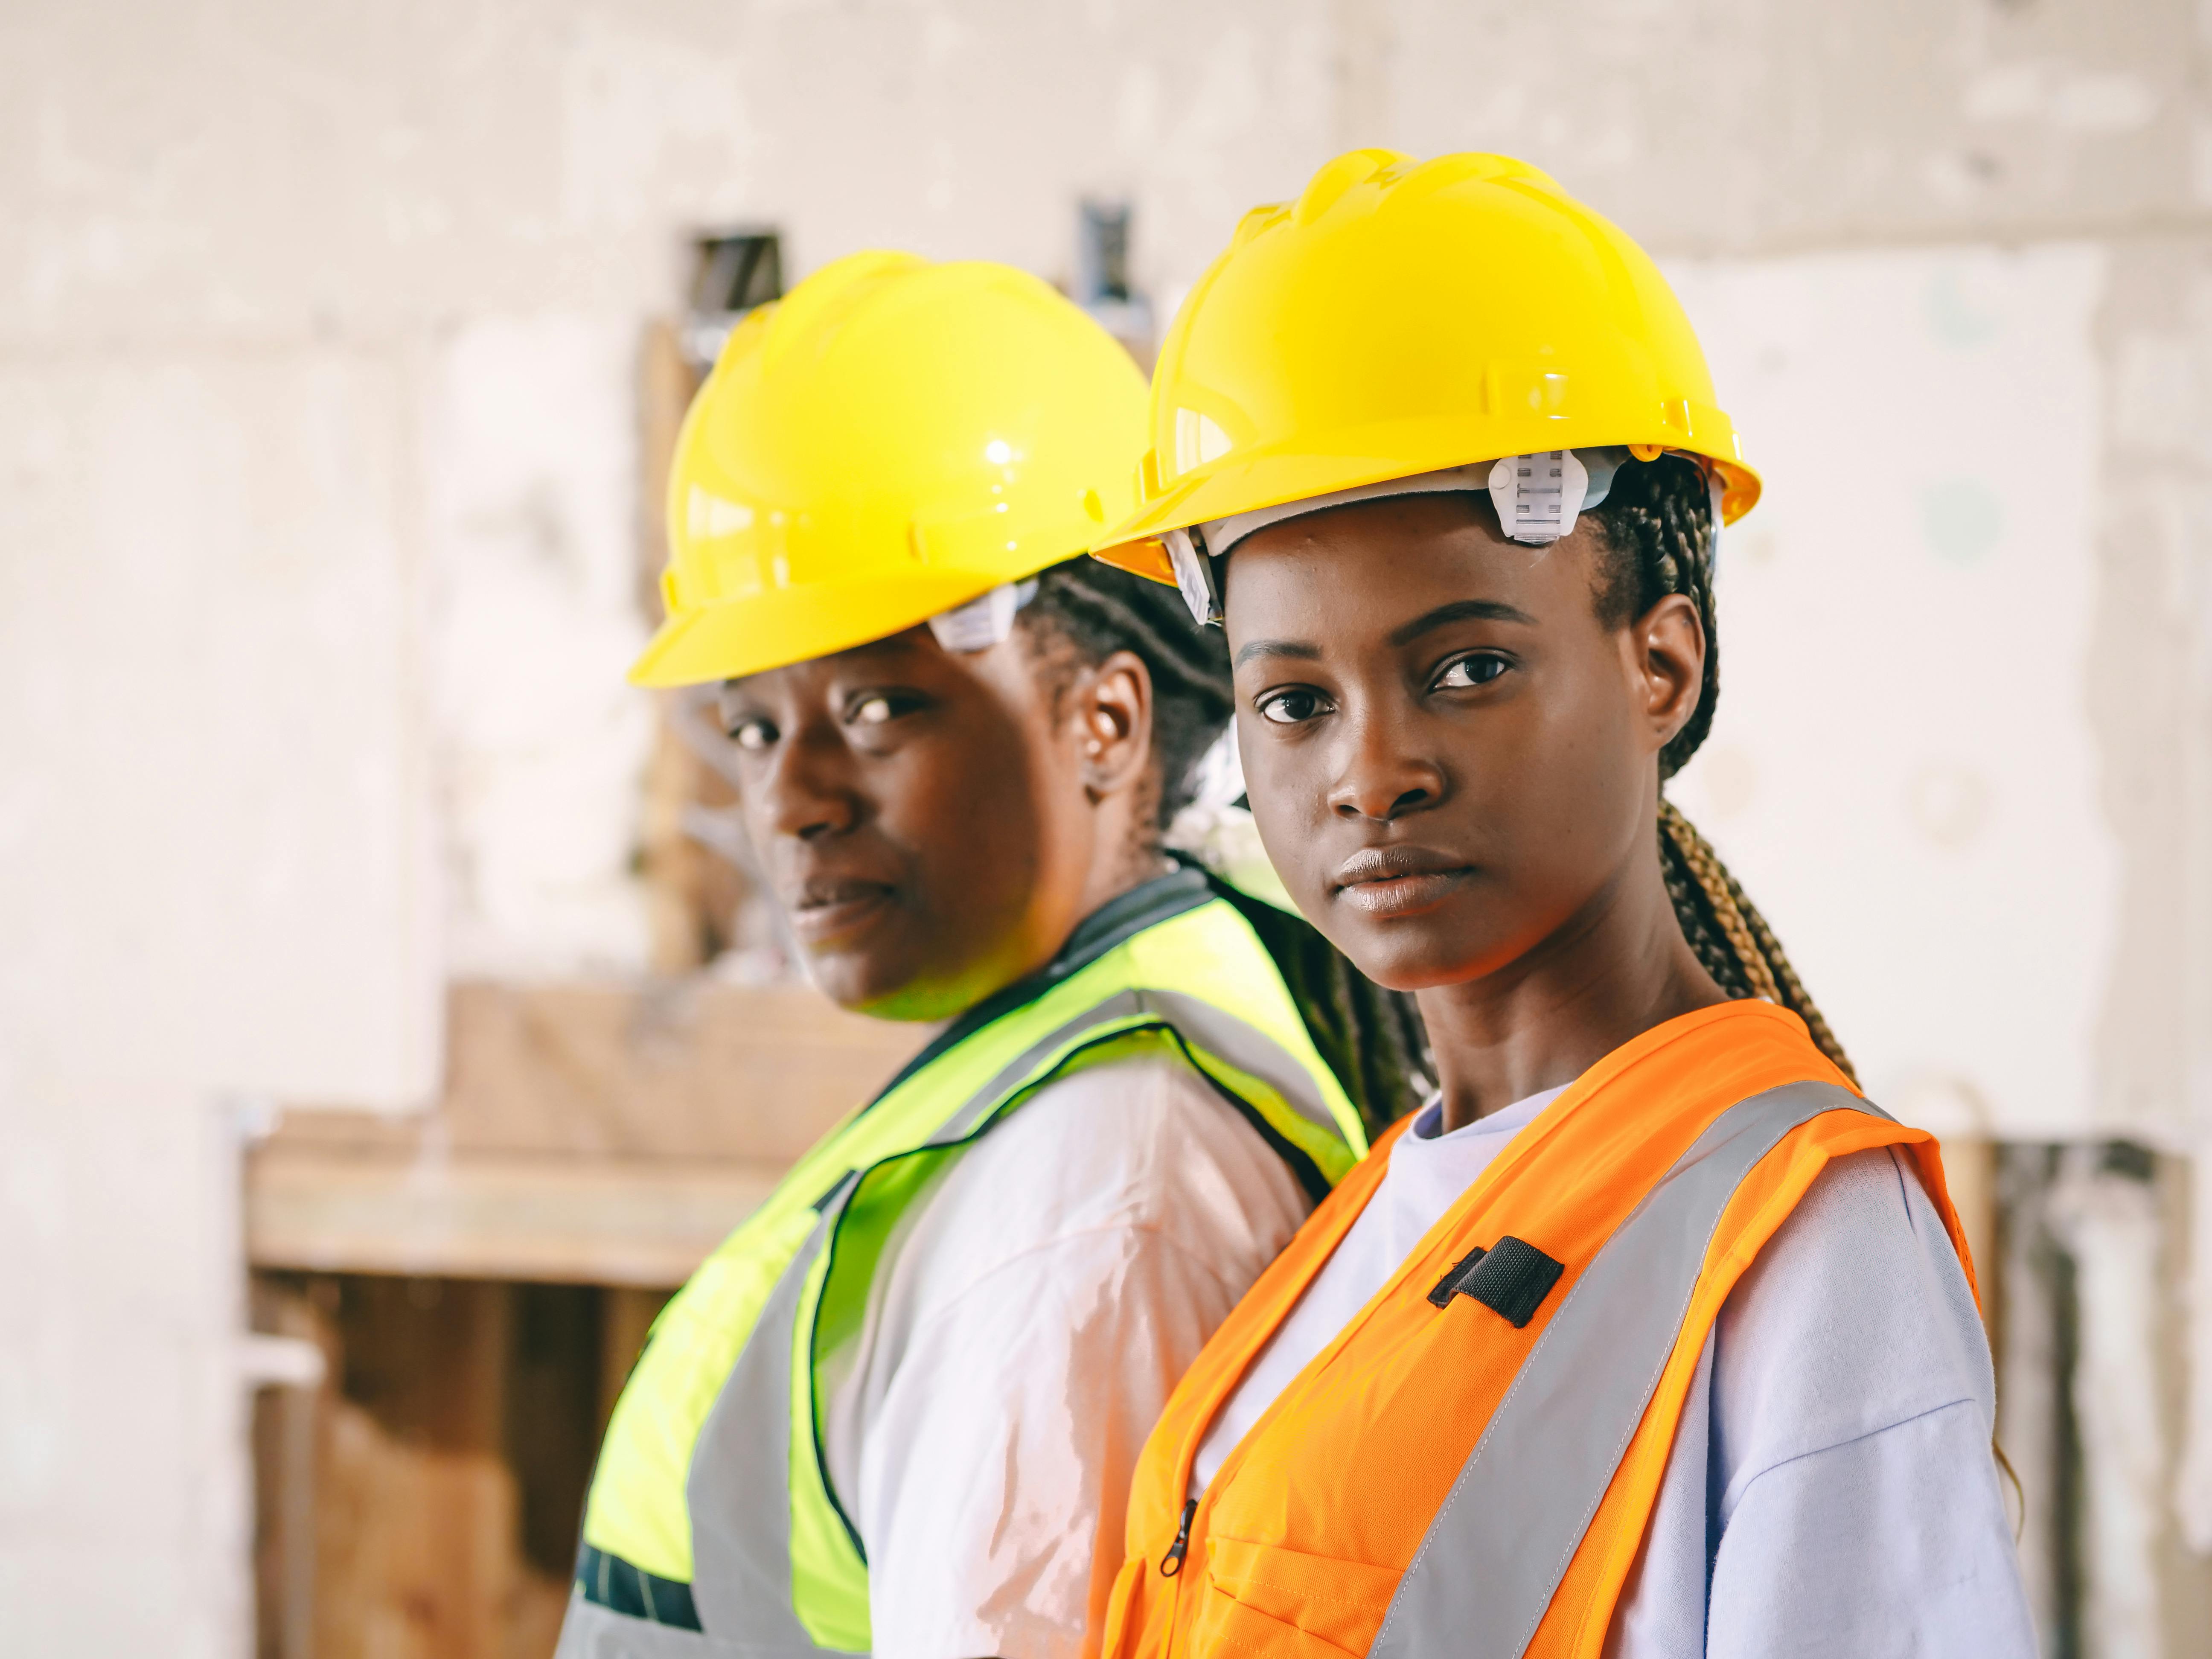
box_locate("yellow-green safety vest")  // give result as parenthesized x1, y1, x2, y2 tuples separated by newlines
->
(557, 868, 1371, 1658)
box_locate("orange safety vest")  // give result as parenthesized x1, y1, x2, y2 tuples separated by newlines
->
(1099, 999, 1977, 1659)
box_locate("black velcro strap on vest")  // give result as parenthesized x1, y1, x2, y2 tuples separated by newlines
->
(575, 1540, 703, 1630)
(1427, 1246, 1487, 1307)
(1429, 1235, 1565, 1328)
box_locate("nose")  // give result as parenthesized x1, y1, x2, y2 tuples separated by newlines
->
(757, 721, 861, 842)
(1326, 712, 1444, 824)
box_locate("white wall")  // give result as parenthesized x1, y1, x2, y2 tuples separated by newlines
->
(1667, 244, 2120, 1144)
(3, 0, 2209, 1650)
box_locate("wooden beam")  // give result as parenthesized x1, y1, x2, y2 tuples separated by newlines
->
(247, 1150, 786, 1288)
(253, 979, 926, 1284)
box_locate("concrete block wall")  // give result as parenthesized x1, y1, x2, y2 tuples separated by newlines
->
(2, 0, 2208, 1651)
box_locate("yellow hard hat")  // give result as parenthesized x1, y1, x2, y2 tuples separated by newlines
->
(633, 250, 1149, 687)
(1092, 150, 1760, 589)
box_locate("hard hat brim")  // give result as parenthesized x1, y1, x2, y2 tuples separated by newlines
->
(628, 567, 1049, 688)
(1091, 434, 1761, 582)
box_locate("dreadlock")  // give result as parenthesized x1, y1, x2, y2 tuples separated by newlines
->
(1019, 556, 1435, 1133)
(1588, 457, 1857, 1082)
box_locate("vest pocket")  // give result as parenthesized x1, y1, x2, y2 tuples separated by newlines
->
(1195, 1536, 1402, 1656)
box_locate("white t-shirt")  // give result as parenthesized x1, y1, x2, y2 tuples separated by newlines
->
(1193, 1091, 2036, 1656)
(818, 1051, 1315, 1659)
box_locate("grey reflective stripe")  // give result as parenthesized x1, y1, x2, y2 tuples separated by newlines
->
(925, 991, 1152, 1145)
(925, 987, 1342, 1147)
(555, 1594, 728, 1657)
(1141, 988, 1345, 1139)
(1371, 1080, 1878, 1659)
(687, 1202, 854, 1654)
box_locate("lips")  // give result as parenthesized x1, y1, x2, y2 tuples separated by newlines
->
(1330, 845, 1473, 919)
(785, 874, 899, 943)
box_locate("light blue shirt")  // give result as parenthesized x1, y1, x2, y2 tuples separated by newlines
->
(1193, 1089, 2035, 1656)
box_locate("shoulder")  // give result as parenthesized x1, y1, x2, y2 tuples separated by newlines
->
(1706, 1144, 1994, 1503)
(1730, 1143, 1976, 1330)
(897, 1049, 1314, 1306)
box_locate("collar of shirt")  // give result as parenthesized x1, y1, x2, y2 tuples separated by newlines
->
(1375, 1085, 1569, 1255)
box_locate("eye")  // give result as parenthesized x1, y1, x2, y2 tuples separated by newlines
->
(842, 688, 929, 732)
(1435, 652, 1510, 691)
(728, 718, 775, 752)
(1255, 687, 1333, 726)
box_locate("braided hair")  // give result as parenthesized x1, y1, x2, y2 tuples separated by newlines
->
(1019, 557, 1435, 1132)
(1588, 457, 1856, 1081)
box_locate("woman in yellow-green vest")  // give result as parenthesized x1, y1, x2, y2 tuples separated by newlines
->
(557, 253, 1429, 1659)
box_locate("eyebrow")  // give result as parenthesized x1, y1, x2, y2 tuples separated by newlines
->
(1233, 597, 1537, 669)
(1387, 597, 1535, 646)
(1232, 637, 1323, 669)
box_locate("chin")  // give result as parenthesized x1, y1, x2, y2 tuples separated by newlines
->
(1301, 912, 1445, 994)
(800, 943, 916, 1019)
(828, 955, 995, 1024)
(1309, 894, 1508, 996)
(800, 954, 881, 1014)
(1343, 937, 1483, 995)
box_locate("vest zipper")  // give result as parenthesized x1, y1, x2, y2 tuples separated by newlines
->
(1158, 1499, 1197, 1577)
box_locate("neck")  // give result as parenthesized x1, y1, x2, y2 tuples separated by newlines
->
(1070, 798, 1174, 928)
(1074, 848, 1175, 933)
(1416, 835, 1726, 1133)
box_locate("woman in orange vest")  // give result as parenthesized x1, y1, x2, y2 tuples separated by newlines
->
(1087, 151, 2034, 1657)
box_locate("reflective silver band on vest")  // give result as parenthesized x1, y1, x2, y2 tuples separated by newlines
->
(662, 989, 1343, 1655)
(554, 1595, 719, 1659)
(923, 988, 1344, 1150)
(1141, 989, 1346, 1144)
(688, 1200, 851, 1655)
(1370, 1080, 1879, 1659)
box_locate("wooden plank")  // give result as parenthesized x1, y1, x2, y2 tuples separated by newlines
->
(276, 979, 926, 1163)
(253, 1274, 614, 1659)
(306, 1279, 563, 1659)
(248, 1150, 785, 1288)
(254, 978, 925, 1283)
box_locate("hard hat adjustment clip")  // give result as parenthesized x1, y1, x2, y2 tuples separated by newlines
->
(1164, 526, 1225, 629)
(925, 579, 1041, 654)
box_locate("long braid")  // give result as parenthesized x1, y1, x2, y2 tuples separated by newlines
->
(1659, 802, 1781, 1005)
(1591, 460, 1856, 1082)
(1022, 557, 1433, 1132)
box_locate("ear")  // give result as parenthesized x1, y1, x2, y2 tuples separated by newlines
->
(1070, 649, 1154, 801)
(1631, 593, 1706, 757)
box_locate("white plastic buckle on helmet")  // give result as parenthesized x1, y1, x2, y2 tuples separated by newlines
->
(926, 578, 1040, 652)
(1160, 447, 1634, 629)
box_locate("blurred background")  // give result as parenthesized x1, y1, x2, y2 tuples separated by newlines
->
(2, 1, 2209, 1654)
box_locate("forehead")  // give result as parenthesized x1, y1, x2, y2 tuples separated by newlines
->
(1221, 492, 1602, 634)
(722, 626, 943, 699)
